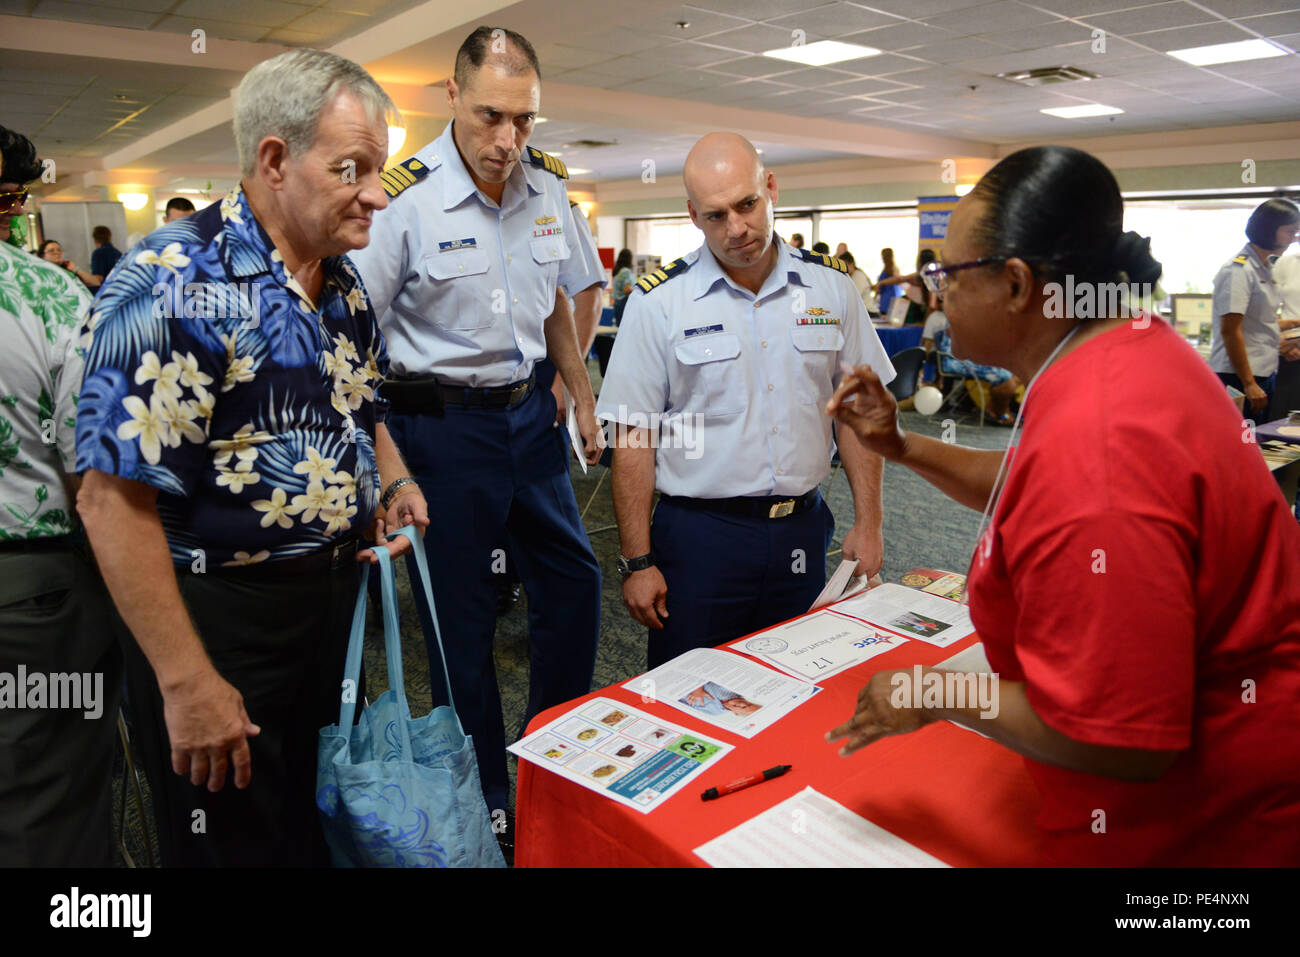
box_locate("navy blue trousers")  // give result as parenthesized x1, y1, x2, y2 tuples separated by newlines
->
(647, 494, 834, 669)
(386, 383, 600, 813)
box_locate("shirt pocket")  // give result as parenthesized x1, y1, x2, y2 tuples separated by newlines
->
(424, 247, 492, 330)
(673, 332, 745, 417)
(791, 325, 844, 404)
(529, 236, 569, 309)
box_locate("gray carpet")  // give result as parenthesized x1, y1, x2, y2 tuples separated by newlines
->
(110, 375, 1013, 865)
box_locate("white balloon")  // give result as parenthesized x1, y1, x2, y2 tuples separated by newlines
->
(914, 385, 943, 416)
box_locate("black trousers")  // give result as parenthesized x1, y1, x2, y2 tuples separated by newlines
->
(121, 562, 360, 867)
(0, 545, 122, 867)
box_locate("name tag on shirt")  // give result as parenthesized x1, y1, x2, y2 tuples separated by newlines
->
(684, 324, 725, 338)
(438, 238, 477, 252)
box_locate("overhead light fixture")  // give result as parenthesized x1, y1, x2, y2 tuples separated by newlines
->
(566, 168, 592, 176)
(173, 189, 205, 195)
(955, 183, 975, 196)
(762, 40, 880, 66)
(535, 116, 548, 124)
(1040, 103, 1124, 118)
(387, 126, 407, 157)
(578, 201, 595, 216)
(116, 192, 149, 210)
(1167, 38, 1287, 66)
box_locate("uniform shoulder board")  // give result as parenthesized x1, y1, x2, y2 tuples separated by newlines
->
(526, 146, 568, 179)
(635, 257, 691, 294)
(1232, 255, 1248, 265)
(380, 156, 430, 199)
(797, 247, 849, 274)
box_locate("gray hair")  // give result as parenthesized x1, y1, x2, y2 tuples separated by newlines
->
(233, 49, 399, 176)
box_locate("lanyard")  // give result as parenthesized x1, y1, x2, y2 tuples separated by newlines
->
(963, 323, 1084, 601)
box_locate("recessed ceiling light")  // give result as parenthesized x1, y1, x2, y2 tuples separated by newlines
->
(762, 40, 880, 66)
(535, 116, 548, 124)
(566, 168, 592, 176)
(1167, 38, 1287, 66)
(1040, 103, 1124, 118)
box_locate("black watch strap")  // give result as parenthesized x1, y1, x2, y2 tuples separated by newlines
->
(617, 552, 655, 576)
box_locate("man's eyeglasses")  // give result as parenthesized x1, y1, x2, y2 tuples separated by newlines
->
(920, 257, 1007, 294)
(0, 190, 30, 213)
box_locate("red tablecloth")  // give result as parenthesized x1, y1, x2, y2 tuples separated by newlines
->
(516, 612, 1044, 867)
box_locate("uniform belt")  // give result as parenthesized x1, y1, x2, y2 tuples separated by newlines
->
(659, 489, 821, 520)
(191, 537, 360, 580)
(383, 372, 535, 414)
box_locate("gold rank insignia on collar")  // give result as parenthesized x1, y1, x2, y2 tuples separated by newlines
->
(796, 247, 849, 274)
(525, 146, 568, 179)
(635, 257, 691, 293)
(1232, 255, 1249, 265)
(380, 157, 429, 198)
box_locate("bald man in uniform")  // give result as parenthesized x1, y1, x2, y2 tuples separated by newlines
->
(596, 133, 895, 667)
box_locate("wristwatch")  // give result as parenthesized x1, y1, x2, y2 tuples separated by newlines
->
(616, 552, 655, 578)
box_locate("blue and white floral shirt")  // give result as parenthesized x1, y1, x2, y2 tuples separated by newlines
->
(75, 188, 389, 567)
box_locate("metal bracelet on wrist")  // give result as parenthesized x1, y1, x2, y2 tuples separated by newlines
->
(380, 477, 419, 510)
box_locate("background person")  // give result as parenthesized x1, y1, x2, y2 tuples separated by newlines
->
(0, 125, 121, 867)
(872, 246, 900, 318)
(1209, 198, 1300, 424)
(37, 238, 96, 288)
(87, 224, 121, 290)
(163, 196, 196, 222)
(826, 145, 1300, 866)
(611, 247, 635, 323)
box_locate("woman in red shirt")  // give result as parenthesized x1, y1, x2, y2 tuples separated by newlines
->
(825, 145, 1300, 866)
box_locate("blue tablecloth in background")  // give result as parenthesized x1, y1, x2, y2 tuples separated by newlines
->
(873, 324, 923, 356)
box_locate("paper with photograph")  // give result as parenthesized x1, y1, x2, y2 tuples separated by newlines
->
(830, 583, 975, 647)
(622, 648, 821, 738)
(508, 697, 731, 813)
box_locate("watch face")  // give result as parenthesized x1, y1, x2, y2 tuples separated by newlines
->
(746, 637, 788, 654)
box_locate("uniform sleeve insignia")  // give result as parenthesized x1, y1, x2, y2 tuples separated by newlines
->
(797, 247, 849, 273)
(380, 157, 430, 198)
(526, 146, 568, 179)
(1232, 255, 1248, 265)
(634, 257, 692, 294)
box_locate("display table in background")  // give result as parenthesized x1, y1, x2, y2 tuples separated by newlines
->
(873, 324, 924, 356)
(515, 581, 1041, 868)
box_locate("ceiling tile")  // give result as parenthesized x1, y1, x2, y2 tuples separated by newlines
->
(32, 0, 158, 29)
(172, 0, 306, 29)
(1140, 21, 1257, 51)
(704, 55, 802, 79)
(844, 21, 957, 51)
(1239, 11, 1300, 37)
(627, 6, 751, 41)
(1199, 0, 1300, 16)
(704, 22, 808, 54)
(976, 20, 1099, 51)
(691, 0, 829, 21)
(1083, 2, 1216, 35)
(764, 3, 903, 37)
(152, 15, 272, 42)
(922, 1, 1064, 36)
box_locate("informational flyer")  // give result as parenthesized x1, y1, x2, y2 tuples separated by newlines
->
(621, 648, 820, 738)
(809, 559, 883, 611)
(693, 786, 950, 868)
(920, 573, 966, 602)
(728, 609, 906, 682)
(830, 583, 975, 648)
(508, 697, 732, 813)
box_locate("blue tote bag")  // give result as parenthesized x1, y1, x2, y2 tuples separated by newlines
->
(316, 526, 505, 867)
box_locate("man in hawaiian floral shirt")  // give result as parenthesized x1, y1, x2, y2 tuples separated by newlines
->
(76, 51, 429, 867)
(0, 126, 123, 866)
